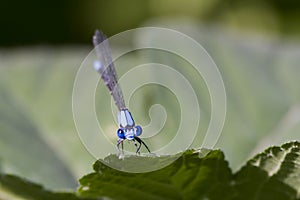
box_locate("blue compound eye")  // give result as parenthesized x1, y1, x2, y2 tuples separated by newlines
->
(135, 125, 142, 136)
(117, 128, 125, 139)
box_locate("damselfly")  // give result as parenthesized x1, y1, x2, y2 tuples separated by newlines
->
(93, 30, 150, 154)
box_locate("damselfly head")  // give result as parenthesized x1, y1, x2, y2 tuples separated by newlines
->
(117, 126, 142, 140)
(116, 125, 143, 140)
(116, 127, 134, 140)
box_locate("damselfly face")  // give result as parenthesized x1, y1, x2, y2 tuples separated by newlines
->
(117, 109, 142, 140)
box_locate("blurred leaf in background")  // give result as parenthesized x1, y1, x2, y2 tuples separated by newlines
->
(0, 48, 95, 190)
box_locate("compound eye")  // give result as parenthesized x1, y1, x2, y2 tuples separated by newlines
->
(135, 125, 142, 136)
(117, 128, 125, 139)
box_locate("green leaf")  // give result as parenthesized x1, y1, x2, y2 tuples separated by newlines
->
(78, 141, 300, 200)
(0, 141, 298, 199)
(233, 141, 300, 200)
(78, 149, 235, 200)
(0, 174, 82, 200)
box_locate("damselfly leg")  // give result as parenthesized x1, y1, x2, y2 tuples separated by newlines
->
(117, 138, 124, 155)
(134, 136, 151, 153)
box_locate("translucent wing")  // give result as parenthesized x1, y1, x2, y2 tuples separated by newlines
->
(93, 30, 126, 110)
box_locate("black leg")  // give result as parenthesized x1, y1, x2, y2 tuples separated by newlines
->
(133, 139, 141, 154)
(134, 136, 151, 153)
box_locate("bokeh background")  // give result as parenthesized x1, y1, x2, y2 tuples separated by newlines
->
(1, 0, 300, 191)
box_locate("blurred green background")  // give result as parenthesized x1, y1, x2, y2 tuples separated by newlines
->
(1, 0, 300, 192)
(1, 0, 300, 45)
